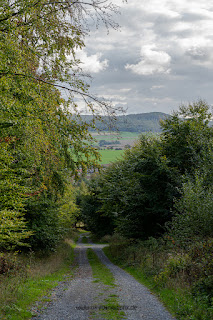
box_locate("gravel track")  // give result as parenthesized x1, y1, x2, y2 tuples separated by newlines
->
(31, 235, 176, 320)
(93, 247, 176, 320)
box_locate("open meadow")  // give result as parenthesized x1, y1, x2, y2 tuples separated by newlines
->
(98, 149, 125, 164)
(70, 132, 157, 165)
(93, 131, 157, 164)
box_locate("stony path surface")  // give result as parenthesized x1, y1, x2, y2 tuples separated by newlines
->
(31, 236, 176, 320)
(93, 247, 176, 320)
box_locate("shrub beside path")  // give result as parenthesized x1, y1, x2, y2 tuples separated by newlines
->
(31, 235, 176, 320)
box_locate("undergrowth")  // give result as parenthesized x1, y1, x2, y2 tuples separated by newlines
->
(0, 233, 78, 320)
(103, 234, 213, 320)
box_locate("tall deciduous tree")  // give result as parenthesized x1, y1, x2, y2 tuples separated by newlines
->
(160, 100, 213, 175)
(0, 0, 121, 249)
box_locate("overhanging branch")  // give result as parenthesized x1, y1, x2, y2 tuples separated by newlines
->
(0, 71, 109, 107)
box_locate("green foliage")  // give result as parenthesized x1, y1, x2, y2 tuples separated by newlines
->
(169, 174, 213, 245)
(99, 139, 120, 146)
(25, 196, 68, 251)
(0, 240, 75, 320)
(79, 135, 178, 239)
(58, 184, 80, 230)
(155, 252, 191, 285)
(104, 237, 213, 320)
(79, 100, 213, 244)
(0, 252, 22, 275)
(0, 142, 25, 211)
(0, 142, 32, 249)
(192, 277, 213, 302)
(89, 101, 213, 320)
(0, 0, 119, 250)
(0, 210, 32, 249)
(77, 178, 115, 237)
(188, 240, 213, 287)
(161, 100, 213, 175)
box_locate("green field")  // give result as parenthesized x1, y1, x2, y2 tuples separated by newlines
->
(95, 132, 158, 165)
(99, 149, 125, 164)
(71, 132, 158, 165)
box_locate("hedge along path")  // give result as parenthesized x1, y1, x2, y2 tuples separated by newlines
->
(32, 235, 176, 320)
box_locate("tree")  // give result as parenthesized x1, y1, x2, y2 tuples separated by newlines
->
(0, 0, 122, 249)
(161, 100, 213, 175)
(169, 173, 213, 246)
(79, 101, 213, 241)
(78, 135, 179, 239)
(0, 0, 122, 166)
(99, 136, 178, 239)
(77, 178, 115, 237)
(0, 142, 32, 249)
(163, 101, 213, 245)
(0, 0, 120, 115)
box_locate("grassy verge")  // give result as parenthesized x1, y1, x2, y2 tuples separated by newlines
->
(87, 248, 125, 319)
(0, 239, 76, 320)
(103, 240, 213, 320)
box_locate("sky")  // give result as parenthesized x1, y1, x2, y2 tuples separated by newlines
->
(77, 0, 213, 115)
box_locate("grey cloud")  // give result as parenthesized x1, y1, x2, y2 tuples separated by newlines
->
(81, 0, 213, 114)
(186, 48, 207, 61)
(181, 12, 210, 21)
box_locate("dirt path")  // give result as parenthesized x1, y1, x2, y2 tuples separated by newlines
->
(32, 236, 176, 320)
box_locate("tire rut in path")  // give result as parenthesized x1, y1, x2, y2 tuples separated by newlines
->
(32, 245, 96, 320)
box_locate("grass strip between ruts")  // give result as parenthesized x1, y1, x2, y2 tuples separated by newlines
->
(87, 248, 126, 320)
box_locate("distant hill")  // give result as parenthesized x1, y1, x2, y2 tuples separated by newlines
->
(81, 112, 170, 133)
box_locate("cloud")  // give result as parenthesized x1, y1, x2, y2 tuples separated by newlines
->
(125, 45, 171, 75)
(76, 49, 109, 73)
(151, 85, 165, 90)
(101, 94, 127, 102)
(79, 0, 213, 114)
(120, 88, 131, 93)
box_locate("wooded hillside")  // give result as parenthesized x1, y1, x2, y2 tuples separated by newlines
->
(81, 112, 169, 132)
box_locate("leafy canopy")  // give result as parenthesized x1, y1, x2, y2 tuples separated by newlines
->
(0, 0, 121, 249)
